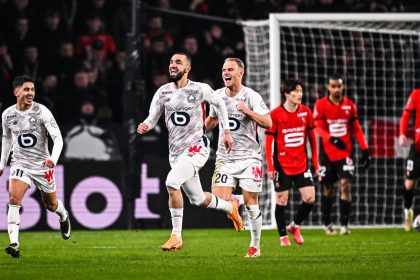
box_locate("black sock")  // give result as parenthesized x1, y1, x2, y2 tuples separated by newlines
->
(294, 202, 314, 226)
(275, 204, 287, 237)
(321, 195, 333, 226)
(403, 188, 414, 209)
(339, 199, 351, 226)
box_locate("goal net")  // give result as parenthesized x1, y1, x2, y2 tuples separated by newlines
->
(242, 14, 420, 228)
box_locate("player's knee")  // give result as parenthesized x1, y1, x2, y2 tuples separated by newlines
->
(303, 196, 315, 204)
(165, 173, 182, 189)
(44, 200, 58, 212)
(188, 193, 206, 206)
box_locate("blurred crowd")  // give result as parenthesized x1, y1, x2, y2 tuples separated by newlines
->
(0, 0, 415, 160)
(0, 0, 130, 126)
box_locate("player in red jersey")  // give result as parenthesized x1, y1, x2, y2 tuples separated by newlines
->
(265, 79, 319, 246)
(399, 88, 420, 231)
(313, 74, 370, 235)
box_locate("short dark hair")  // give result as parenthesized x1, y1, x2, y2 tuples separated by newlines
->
(172, 51, 192, 65)
(328, 73, 344, 82)
(13, 75, 35, 90)
(280, 79, 303, 103)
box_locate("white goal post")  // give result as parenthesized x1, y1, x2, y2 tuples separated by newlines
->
(242, 13, 420, 228)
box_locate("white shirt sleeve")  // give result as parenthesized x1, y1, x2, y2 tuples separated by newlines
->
(143, 89, 164, 130)
(250, 90, 270, 115)
(0, 111, 12, 170)
(42, 107, 63, 165)
(201, 83, 230, 130)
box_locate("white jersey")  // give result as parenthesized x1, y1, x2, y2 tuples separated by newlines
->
(209, 86, 270, 161)
(143, 80, 230, 156)
(1, 102, 63, 171)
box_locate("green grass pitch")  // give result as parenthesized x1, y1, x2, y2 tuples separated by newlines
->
(0, 228, 419, 279)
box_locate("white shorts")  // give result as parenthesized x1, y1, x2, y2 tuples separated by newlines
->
(169, 136, 210, 172)
(9, 165, 56, 193)
(211, 158, 263, 193)
(168, 136, 210, 190)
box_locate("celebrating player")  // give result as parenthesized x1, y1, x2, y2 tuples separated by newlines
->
(137, 52, 242, 252)
(206, 58, 271, 258)
(314, 73, 371, 235)
(399, 88, 420, 231)
(265, 79, 318, 246)
(0, 75, 71, 258)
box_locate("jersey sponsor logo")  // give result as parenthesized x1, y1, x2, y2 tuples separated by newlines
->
(282, 126, 304, 134)
(170, 112, 190, 126)
(297, 112, 307, 117)
(329, 123, 347, 137)
(341, 105, 351, 110)
(187, 145, 202, 157)
(252, 165, 262, 180)
(17, 133, 37, 148)
(161, 91, 172, 95)
(44, 170, 54, 184)
(6, 114, 17, 119)
(284, 132, 304, 147)
(228, 117, 240, 131)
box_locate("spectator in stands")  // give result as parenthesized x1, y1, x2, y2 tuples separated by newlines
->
(19, 43, 45, 81)
(182, 35, 206, 80)
(0, 39, 15, 110)
(107, 51, 126, 123)
(144, 16, 173, 53)
(37, 8, 69, 68)
(52, 40, 79, 85)
(76, 12, 117, 60)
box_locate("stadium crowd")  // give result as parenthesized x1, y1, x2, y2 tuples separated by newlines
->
(0, 0, 415, 158)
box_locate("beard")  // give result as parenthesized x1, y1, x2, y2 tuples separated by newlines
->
(169, 69, 186, 82)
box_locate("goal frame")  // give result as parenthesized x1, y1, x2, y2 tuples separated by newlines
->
(269, 13, 420, 109)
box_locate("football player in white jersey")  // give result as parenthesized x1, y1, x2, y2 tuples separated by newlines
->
(137, 52, 243, 252)
(206, 58, 272, 258)
(0, 75, 71, 258)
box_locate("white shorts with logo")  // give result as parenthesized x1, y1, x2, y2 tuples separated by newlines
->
(168, 136, 210, 190)
(211, 158, 263, 193)
(9, 165, 56, 193)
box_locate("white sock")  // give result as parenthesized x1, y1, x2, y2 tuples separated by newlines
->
(55, 200, 68, 222)
(246, 204, 262, 248)
(207, 194, 232, 213)
(231, 194, 244, 205)
(8, 204, 21, 245)
(170, 208, 183, 238)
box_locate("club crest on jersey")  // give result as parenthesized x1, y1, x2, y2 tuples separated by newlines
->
(185, 90, 199, 103)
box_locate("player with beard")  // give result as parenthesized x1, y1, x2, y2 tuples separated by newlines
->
(314, 73, 370, 235)
(137, 52, 243, 252)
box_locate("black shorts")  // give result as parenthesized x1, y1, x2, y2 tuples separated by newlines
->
(319, 156, 354, 185)
(406, 145, 420, 180)
(274, 164, 315, 192)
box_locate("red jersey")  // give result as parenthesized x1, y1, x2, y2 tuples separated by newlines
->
(313, 96, 368, 161)
(400, 89, 420, 152)
(265, 104, 316, 176)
